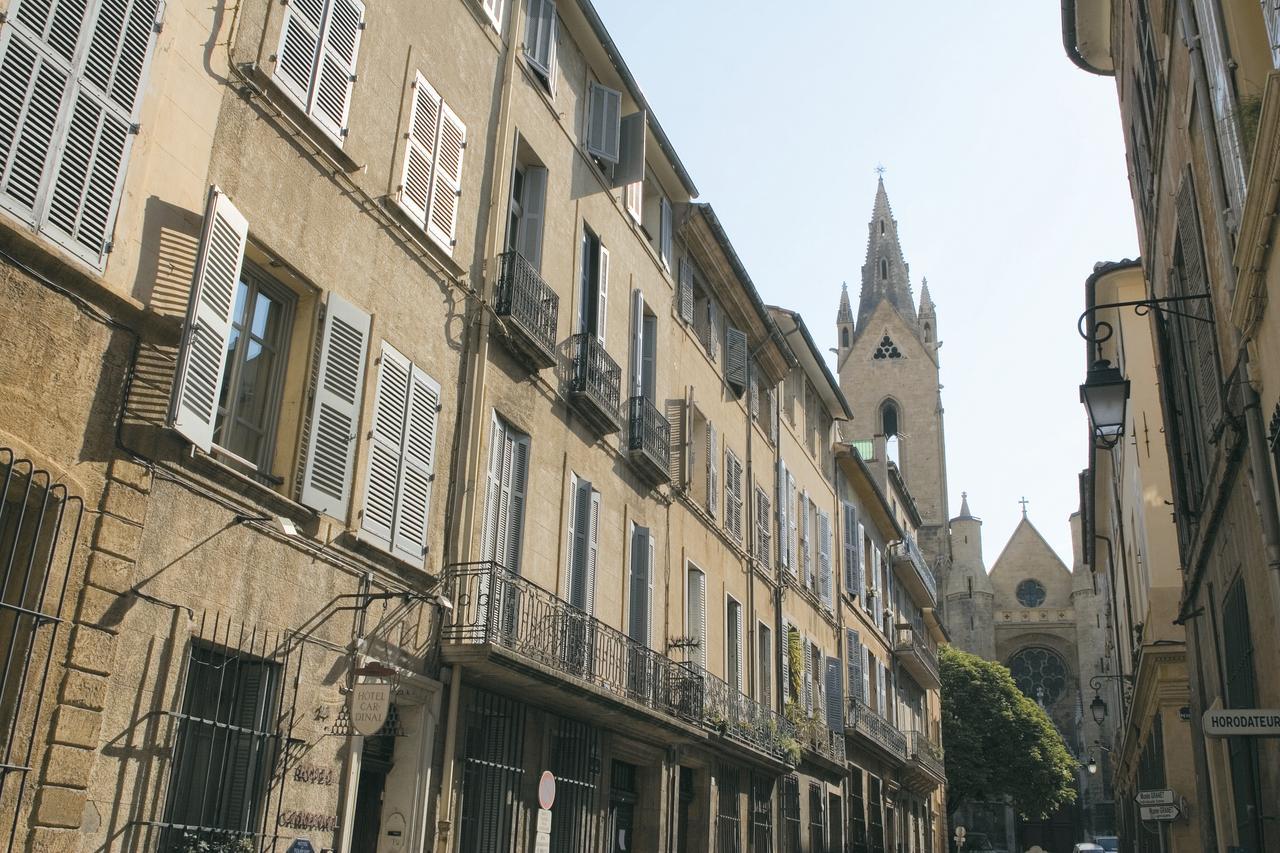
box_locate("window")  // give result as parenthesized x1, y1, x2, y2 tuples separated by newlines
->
(807, 783, 824, 853)
(565, 474, 600, 613)
(692, 270, 720, 361)
(841, 328, 850, 348)
(872, 336, 901, 360)
(781, 775, 801, 853)
(754, 486, 772, 564)
(687, 564, 707, 670)
(549, 717, 602, 853)
(726, 596, 743, 691)
(724, 448, 744, 543)
(718, 765, 742, 853)
(750, 775, 774, 853)
(804, 385, 818, 456)
(629, 290, 657, 400)
(725, 327, 749, 396)
(0, 0, 163, 267)
(1222, 577, 1264, 852)
(506, 151, 547, 270)
(480, 0, 505, 29)
(1007, 646, 1068, 706)
(776, 461, 791, 574)
(624, 180, 643, 222)
(879, 258, 888, 280)
(817, 508, 833, 608)
(586, 81, 622, 164)
(628, 523, 654, 646)
(751, 366, 775, 439)
(481, 414, 529, 572)
(608, 761, 639, 853)
(677, 257, 696, 323)
(798, 491, 812, 588)
(523, 0, 556, 89)
(162, 644, 278, 850)
(579, 227, 610, 343)
(867, 776, 885, 853)
(757, 623, 772, 706)
(458, 689, 526, 853)
(842, 503, 862, 596)
(848, 768, 868, 853)
(783, 369, 801, 427)
(659, 196, 673, 270)
(398, 72, 467, 254)
(1015, 578, 1046, 608)
(212, 263, 296, 472)
(846, 629, 864, 703)
(274, 0, 364, 144)
(360, 341, 442, 565)
(689, 411, 718, 519)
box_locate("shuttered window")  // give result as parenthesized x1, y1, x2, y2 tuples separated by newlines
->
(523, 0, 555, 85)
(706, 420, 719, 518)
(757, 623, 771, 706)
(565, 474, 599, 614)
(298, 293, 371, 519)
(273, 0, 364, 144)
(725, 327, 748, 396)
(481, 414, 529, 573)
(776, 460, 790, 572)
(726, 596, 743, 692)
(0, 0, 164, 267)
(585, 81, 621, 164)
(786, 471, 798, 574)
(724, 448, 743, 543)
(780, 621, 793, 707)
(359, 341, 441, 566)
(677, 258, 695, 324)
(846, 628, 863, 703)
(397, 71, 467, 254)
(627, 523, 654, 647)
(687, 564, 707, 670)
(824, 655, 844, 733)
(754, 486, 771, 565)
(818, 508, 833, 608)
(658, 196, 672, 270)
(842, 502, 859, 596)
(799, 491, 811, 588)
(479, 0, 504, 29)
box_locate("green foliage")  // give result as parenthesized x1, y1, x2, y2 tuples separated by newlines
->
(1238, 93, 1263, 163)
(787, 628, 803, 702)
(179, 835, 255, 853)
(940, 645, 1078, 820)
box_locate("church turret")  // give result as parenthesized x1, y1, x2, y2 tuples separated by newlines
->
(918, 277, 937, 349)
(837, 282, 854, 355)
(944, 492, 995, 659)
(857, 177, 917, 334)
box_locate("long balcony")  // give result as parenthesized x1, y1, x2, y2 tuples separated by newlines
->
(793, 713, 847, 773)
(627, 395, 670, 486)
(846, 697, 907, 763)
(902, 730, 946, 792)
(564, 333, 623, 434)
(893, 624, 941, 690)
(889, 537, 938, 607)
(698, 668, 798, 766)
(493, 251, 559, 369)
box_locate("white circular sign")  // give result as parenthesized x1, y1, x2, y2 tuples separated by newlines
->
(538, 771, 556, 809)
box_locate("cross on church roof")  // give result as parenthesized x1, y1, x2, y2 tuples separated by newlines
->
(1019, 496, 1029, 518)
(875, 163, 886, 177)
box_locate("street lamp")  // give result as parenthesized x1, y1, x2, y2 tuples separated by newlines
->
(1080, 359, 1130, 449)
(1087, 756, 1098, 775)
(1087, 673, 1134, 724)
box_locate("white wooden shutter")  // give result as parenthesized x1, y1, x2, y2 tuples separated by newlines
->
(706, 301, 719, 361)
(819, 509, 832, 608)
(861, 646, 871, 705)
(658, 196, 672, 269)
(733, 603, 744, 692)
(856, 522, 866, 597)
(586, 489, 599, 616)
(299, 293, 371, 519)
(624, 181, 642, 222)
(842, 503, 857, 591)
(388, 364, 439, 564)
(677, 259, 694, 323)
(481, 415, 503, 562)
(755, 487, 771, 563)
(170, 186, 248, 452)
(275, 0, 325, 109)
(482, 415, 529, 573)
(480, 0, 503, 29)
(786, 471, 798, 574)
(777, 460, 789, 571)
(427, 99, 466, 252)
(566, 475, 592, 609)
(706, 422, 718, 517)
(799, 491, 811, 587)
(725, 327, 748, 395)
(666, 398, 686, 486)
(516, 166, 546, 269)
(361, 343, 411, 549)
(585, 81, 621, 163)
(646, 533, 655, 646)
(398, 72, 440, 228)
(593, 241, 610, 345)
(523, 0, 556, 78)
(697, 569, 707, 670)
(309, 0, 362, 141)
(613, 110, 645, 188)
(506, 433, 529, 571)
(629, 524, 648, 643)
(631, 289, 645, 396)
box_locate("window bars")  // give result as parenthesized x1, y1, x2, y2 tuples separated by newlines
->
(0, 448, 82, 849)
(458, 688, 527, 853)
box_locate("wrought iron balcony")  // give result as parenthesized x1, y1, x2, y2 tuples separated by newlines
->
(893, 624, 941, 690)
(793, 713, 846, 767)
(903, 729, 946, 791)
(493, 251, 559, 369)
(627, 395, 670, 486)
(564, 333, 623, 434)
(889, 537, 938, 607)
(846, 697, 907, 762)
(441, 562, 702, 723)
(698, 668, 798, 766)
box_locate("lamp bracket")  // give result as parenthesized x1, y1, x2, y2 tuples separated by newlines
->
(1077, 294, 1212, 348)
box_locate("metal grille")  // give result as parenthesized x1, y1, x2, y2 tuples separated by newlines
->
(807, 783, 824, 853)
(549, 716, 600, 853)
(867, 775, 885, 853)
(717, 764, 741, 853)
(0, 448, 82, 848)
(749, 774, 773, 853)
(1222, 578, 1264, 853)
(459, 689, 526, 853)
(607, 761, 637, 853)
(848, 767, 869, 853)
(781, 775, 801, 853)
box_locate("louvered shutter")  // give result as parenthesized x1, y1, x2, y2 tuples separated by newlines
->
(786, 471, 798, 574)
(659, 196, 673, 269)
(523, 0, 556, 78)
(387, 364, 439, 564)
(567, 476, 592, 609)
(585, 81, 621, 163)
(725, 327, 748, 395)
(481, 415, 503, 562)
(480, 0, 503, 28)
(505, 434, 528, 572)
(842, 503, 857, 591)
(846, 629, 862, 703)
(819, 510, 832, 608)
(780, 621, 791, 706)
(1175, 177, 1221, 433)
(802, 638, 812, 714)
(587, 489, 599, 615)
(613, 110, 645, 188)
(692, 569, 707, 670)
(776, 460, 789, 571)
(224, 660, 271, 829)
(749, 369, 759, 418)
(596, 243, 609, 345)
(646, 534, 655, 646)
(170, 186, 248, 451)
(0, 29, 71, 223)
(631, 289, 645, 396)
(677, 258, 695, 323)
(759, 625, 771, 705)
(398, 72, 439, 228)
(309, 0, 362, 141)
(427, 99, 465, 252)
(361, 343, 411, 549)
(299, 293, 371, 519)
(629, 524, 650, 644)
(856, 522, 865, 598)
(799, 491, 811, 587)
(825, 656, 844, 733)
(517, 166, 546, 270)
(755, 487, 771, 563)
(861, 646, 871, 705)
(734, 604, 744, 692)
(275, 0, 325, 109)
(666, 398, 686, 486)
(706, 301, 719, 361)
(706, 422, 718, 517)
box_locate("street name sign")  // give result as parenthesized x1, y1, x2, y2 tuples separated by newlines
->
(1135, 789, 1176, 806)
(1140, 804, 1180, 821)
(1202, 709, 1280, 737)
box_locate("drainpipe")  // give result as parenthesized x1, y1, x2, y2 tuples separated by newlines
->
(433, 664, 464, 853)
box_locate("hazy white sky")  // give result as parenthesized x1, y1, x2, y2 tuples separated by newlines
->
(594, 0, 1139, 567)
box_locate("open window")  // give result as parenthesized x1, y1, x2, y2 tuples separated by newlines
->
(523, 0, 557, 91)
(506, 140, 548, 271)
(579, 227, 610, 344)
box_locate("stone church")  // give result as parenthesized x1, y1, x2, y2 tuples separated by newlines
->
(837, 179, 1115, 850)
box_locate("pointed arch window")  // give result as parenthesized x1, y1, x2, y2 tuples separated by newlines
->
(840, 328, 850, 348)
(880, 259, 888, 280)
(923, 322, 933, 344)
(872, 336, 901, 360)
(880, 401, 899, 439)
(880, 220, 885, 235)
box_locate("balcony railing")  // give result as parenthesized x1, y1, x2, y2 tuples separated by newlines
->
(889, 537, 938, 606)
(906, 730, 945, 781)
(564, 333, 623, 433)
(494, 251, 559, 368)
(441, 562, 701, 720)
(893, 624, 941, 689)
(847, 697, 907, 761)
(793, 713, 846, 766)
(699, 669, 797, 764)
(627, 395, 670, 485)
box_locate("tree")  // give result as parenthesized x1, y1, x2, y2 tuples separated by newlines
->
(940, 645, 1077, 819)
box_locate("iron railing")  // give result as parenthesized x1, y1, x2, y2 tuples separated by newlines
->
(699, 668, 797, 764)
(494, 251, 559, 367)
(906, 730, 945, 780)
(441, 562, 703, 719)
(565, 333, 623, 431)
(890, 537, 938, 604)
(794, 714, 846, 765)
(894, 623, 940, 686)
(627, 395, 670, 482)
(847, 697, 907, 761)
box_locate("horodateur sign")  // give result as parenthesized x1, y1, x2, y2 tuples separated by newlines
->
(1201, 709, 1280, 737)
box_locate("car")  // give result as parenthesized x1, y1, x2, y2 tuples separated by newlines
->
(1072, 844, 1104, 853)
(1094, 836, 1120, 852)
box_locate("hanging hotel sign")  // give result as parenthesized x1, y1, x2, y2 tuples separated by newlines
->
(351, 662, 397, 737)
(1202, 709, 1280, 737)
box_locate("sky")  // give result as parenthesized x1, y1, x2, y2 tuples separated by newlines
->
(594, 0, 1140, 568)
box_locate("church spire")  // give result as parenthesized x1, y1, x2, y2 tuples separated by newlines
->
(837, 282, 853, 324)
(857, 176, 917, 333)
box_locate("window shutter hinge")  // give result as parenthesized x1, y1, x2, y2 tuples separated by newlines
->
(153, 20, 163, 33)
(129, 123, 141, 134)
(340, 127, 349, 138)
(349, 73, 357, 82)
(357, 20, 365, 29)
(102, 240, 114, 254)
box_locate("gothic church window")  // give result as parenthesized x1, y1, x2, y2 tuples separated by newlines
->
(1016, 578, 1046, 608)
(881, 401, 899, 438)
(1008, 647, 1068, 706)
(872, 336, 902, 360)
(880, 259, 888, 280)
(841, 328, 850, 348)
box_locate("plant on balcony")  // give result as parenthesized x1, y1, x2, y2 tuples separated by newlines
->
(787, 628, 803, 702)
(940, 646, 1077, 821)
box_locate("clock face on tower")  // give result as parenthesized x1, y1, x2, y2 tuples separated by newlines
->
(1016, 578, 1046, 608)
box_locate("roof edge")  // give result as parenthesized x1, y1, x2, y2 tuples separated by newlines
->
(1061, 0, 1115, 76)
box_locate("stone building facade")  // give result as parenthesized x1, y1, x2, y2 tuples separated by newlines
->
(1063, 1, 1280, 851)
